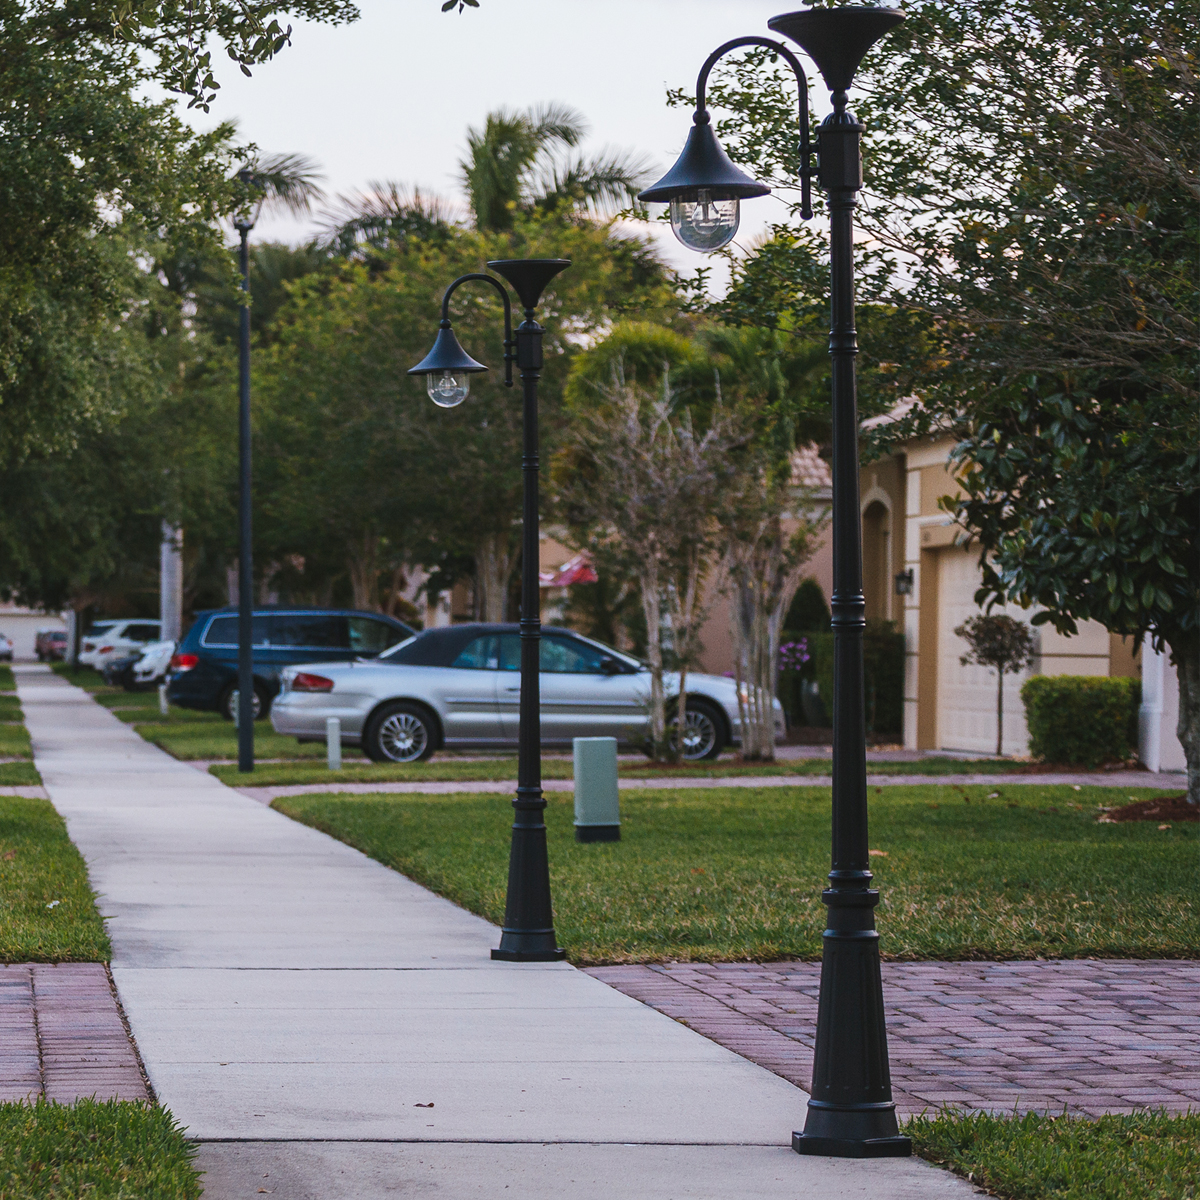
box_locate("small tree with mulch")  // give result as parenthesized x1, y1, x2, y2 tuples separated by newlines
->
(955, 614, 1036, 756)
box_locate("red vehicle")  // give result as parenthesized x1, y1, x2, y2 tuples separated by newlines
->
(35, 629, 68, 662)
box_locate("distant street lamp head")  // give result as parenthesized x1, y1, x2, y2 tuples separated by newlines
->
(407, 320, 488, 407)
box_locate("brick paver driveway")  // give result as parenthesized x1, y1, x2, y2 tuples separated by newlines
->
(586, 960, 1199, 1118)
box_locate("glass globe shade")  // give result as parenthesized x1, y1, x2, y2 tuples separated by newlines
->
(427, 370, 470, 408)
(669, 188, 740, 252)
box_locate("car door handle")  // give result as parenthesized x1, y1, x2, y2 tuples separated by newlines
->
(504, 686, 520, 692)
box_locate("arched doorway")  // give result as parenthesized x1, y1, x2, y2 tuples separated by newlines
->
(861, 500, 891, 622)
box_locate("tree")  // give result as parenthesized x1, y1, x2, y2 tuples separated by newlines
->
(460, 103, 652, 232)
(954, 614, 1036, 757)
(698, 0, 1199, 801)
(701, 326, 829, 761)
(559, 344, 741, 760)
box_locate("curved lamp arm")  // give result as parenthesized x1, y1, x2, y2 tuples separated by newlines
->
(694, 36, 814, 220)
(440, 273, 515, 388)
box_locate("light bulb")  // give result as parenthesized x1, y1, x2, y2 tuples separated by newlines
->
(427, 370, 469, 408)
(669, 188, 740, 252)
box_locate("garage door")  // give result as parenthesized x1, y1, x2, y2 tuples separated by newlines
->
(936, 546, 1032, 755)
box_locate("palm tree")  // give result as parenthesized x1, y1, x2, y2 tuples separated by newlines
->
(318, 182, 458, 257)
(235, 152, 326, 221)
(460, 102, 652, 231)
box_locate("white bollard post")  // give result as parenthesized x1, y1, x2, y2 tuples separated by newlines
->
(158, 684, 169, 717)
(326, 717, 342, 770)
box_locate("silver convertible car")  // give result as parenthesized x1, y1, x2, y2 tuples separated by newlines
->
(270, 623, 783, 763)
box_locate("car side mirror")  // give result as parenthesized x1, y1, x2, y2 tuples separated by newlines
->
(599, 656, 622, 675)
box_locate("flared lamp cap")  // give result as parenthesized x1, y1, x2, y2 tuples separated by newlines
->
(487, 259, 571, 310)
(768, 7, 905, 94)
(639, 117, 770, 204)
(407, 323, 488, 376)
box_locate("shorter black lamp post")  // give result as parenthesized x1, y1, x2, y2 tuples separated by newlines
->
(408, 259, 570, 962)
(640, 5, 910, 1159)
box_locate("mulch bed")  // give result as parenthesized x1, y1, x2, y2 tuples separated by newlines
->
(1101, 794, 1198, 823)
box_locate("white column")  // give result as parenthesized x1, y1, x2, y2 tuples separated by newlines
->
(1140, 634, 1186, 772)
(160, 522, 184, 642)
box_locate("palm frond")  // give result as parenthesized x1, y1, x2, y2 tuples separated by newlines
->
(241, 153, 326, 217)
(318, 182, 458, 255)
(525, 101, 587, 150)
(533, 148, 656, 219)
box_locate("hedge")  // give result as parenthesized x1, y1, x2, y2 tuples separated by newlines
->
(1020, 674, 1140, 767)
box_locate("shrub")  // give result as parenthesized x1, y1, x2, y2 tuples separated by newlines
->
(1021, 675, 1140, 767)
(778, 620, 904, 736)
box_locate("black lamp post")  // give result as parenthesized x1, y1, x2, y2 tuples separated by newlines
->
(234, 169, 258, 774)
(640, 5, 910, 1159)
(409, 259, 570, 963)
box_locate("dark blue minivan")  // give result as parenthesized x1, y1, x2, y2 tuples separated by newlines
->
(167, 607, 416, 720)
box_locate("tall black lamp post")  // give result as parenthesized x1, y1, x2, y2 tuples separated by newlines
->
(640, 5, 910, 1158)
(234, 170, 259, 774)
(408, 259, 570, 962)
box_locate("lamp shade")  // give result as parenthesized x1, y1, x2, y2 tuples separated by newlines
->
(407, 323, 489, 377)
(768, 7, 905, 94)
(639, 117, 771, 203)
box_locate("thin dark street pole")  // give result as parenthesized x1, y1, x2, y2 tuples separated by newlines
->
(491, 298, 565, 963)
(790, 75, 908, 1159)
(236, 220, 255, 773)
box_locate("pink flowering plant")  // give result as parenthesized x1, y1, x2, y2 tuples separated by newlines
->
(779, 639, 810, 673)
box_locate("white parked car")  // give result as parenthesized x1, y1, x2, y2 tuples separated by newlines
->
(0, 633, 12, 663)
(78, 619, 162, 670)
(132, 639, 177, 688)
(271, 623, 784, 763)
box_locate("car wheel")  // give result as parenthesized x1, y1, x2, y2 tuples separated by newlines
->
(219, 686, 269, 722)
(364, 702, 436, 764)
(680, 699, 726, 762)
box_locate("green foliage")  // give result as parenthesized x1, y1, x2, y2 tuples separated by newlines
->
(274, 784, 1197, 964)
(460, 102, 651, 232)
(785, 578, 830, 631)
(781, 622, 904, 735)
(956, 615, 1036, 675)
(1022, 676, 1141, 768)
(0, 1098, 200, 1199)
(0, 795, 111, 962)
(905, 1109, 1200, 1200)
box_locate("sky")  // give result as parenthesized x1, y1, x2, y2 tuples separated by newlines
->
(165, 0, 830, 288)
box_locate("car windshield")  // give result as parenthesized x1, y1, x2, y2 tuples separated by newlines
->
(377, 635, 419, 660)
(84, 622, 116, 636)
(558, 632, 643, 671)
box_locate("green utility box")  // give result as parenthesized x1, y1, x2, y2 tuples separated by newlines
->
(573, 737, 620, 843)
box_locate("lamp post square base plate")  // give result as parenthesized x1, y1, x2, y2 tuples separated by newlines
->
(793, 1132, 912, 1158)
(491, 947, 567, 962)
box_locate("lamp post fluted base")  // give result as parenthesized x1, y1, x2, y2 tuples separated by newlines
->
(792, 906, 911, 1158)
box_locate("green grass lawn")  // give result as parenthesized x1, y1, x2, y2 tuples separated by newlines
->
(0, 1099, 201, 1199)
(0, 694, 22, 720)
(0, 795, 111, 962)
(905, 1109, 1200, 1200)
(0, 666, 14, 692)
(210, 754, 1027, 787)
(0, 763, 44, 786)
(273, 783, 1197, 965)
(0, 722, 33, 759)
(48, 663, 106, 691)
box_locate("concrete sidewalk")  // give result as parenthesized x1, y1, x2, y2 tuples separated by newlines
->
(18, 665, 974, 1199)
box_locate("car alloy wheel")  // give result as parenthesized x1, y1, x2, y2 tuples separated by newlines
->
(365, 702, 436, 764)
(680, 702, 722, 761)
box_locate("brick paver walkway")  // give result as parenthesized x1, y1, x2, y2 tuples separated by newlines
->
(0, 964, 148, 1103)
(585, 960, 1200, 1118)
